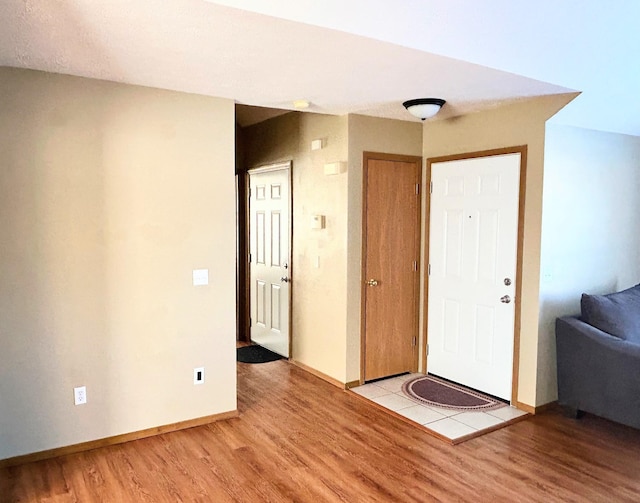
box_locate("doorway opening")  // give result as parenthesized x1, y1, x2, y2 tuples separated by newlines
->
(361, 152, 422, 383)
(424, 146, 527, 404)
(246, 163, 292, 357)
(235, 105, 291, 346)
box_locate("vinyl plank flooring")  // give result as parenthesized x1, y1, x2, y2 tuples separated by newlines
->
(3, 359, 640, 502)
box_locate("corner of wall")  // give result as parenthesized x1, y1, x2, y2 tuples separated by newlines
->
(421, 95, 575, 408)
(345, 114, 423, 382)
(243, 112, 350, 383)
(0, 68, 237, 460)
(537, 123, 640, 405)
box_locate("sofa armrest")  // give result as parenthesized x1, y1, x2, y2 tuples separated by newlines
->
(556, 316, 640, 428)
(557, 316, 640, 358)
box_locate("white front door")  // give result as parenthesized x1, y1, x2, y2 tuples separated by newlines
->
(427, 153, 521, 400)
(249, 163, 291, 357)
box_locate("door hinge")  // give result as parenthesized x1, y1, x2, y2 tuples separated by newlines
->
(249, 253, 252, 262)
(415, 183, 420, 195)
(412, 336, 417, 347)
(412, 260, 418, 272)
(430, 181, 433, 194)
(428, 263, 431, 276)
(248, 188, 252, 198)
(427, 343, 429, 355)
(250, 317, 252, 327)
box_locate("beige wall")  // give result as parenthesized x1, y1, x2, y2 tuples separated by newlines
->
(538, 124, 640, 404)
(346, 115, 423, 382)
(422, 94, 576, 407)
(243, 112, 421, 383)
(0, 68, 237, 460)
(244, 112, 349, 381)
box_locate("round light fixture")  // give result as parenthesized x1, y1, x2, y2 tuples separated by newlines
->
(403, 98, 446, 120)
(293, 99, 310, 110)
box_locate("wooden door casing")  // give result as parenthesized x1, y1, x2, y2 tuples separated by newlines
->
(427, 153, 520, 400)
(424, 146, 527, 405)
(362, 153, 422, 382)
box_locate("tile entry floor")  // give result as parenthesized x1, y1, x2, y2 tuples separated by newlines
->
(350, 373, 528, 443)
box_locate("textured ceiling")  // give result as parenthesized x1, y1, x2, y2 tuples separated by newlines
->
(2, 1, 634, 134)
(211, 0, 640, 136)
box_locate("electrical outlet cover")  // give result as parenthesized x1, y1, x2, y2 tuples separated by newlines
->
(74, 386, 87, 405)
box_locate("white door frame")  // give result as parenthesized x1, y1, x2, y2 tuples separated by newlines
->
(423, 146, 527, 405)
(247, 161, 293, 357)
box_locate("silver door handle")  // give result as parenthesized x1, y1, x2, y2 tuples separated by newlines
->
(366, 279, 379, 286)
(281, 277, 290, 283)
(500, 295, 511, 304)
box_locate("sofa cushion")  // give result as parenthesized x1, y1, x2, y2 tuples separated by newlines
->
(581, 284, 640, 342)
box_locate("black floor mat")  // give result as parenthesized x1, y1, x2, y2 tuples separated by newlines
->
(237, 345, 285, 364)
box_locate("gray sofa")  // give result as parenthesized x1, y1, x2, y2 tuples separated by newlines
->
(556, 283, 640, 429)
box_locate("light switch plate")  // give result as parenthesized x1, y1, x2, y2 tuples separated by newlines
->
(323, 162, 346, 175)
(193, 269, 209, 286)
(311, 215, 325, 229)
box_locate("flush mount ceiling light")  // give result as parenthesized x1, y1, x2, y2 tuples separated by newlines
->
(403, 98, 446, 120)
(293, 99, 310, 110)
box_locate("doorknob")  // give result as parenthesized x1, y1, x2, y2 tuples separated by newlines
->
(366, 279, 379, 286)
(281, 277, 290, 283)
(500, 295, 511, 304)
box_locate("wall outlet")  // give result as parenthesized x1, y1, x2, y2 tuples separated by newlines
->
(194, 367, 205, 385)
(74, 386, 87, 405)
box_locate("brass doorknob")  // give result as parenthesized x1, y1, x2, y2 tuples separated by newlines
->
(366, 279, 379, 286)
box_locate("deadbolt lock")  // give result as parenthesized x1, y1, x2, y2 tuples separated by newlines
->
(504, 277, 512, 286)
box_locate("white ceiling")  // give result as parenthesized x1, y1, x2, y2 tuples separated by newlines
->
(1, 1, 638, 135)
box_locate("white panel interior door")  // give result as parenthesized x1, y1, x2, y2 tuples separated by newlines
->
(249, 165, 291, 357)
(427, 153, 520, 400)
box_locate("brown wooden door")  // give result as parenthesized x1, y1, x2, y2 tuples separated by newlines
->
(362, 153, 421, 381)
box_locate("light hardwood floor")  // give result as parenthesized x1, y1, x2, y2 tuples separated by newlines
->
(3, 359, 640, 502)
